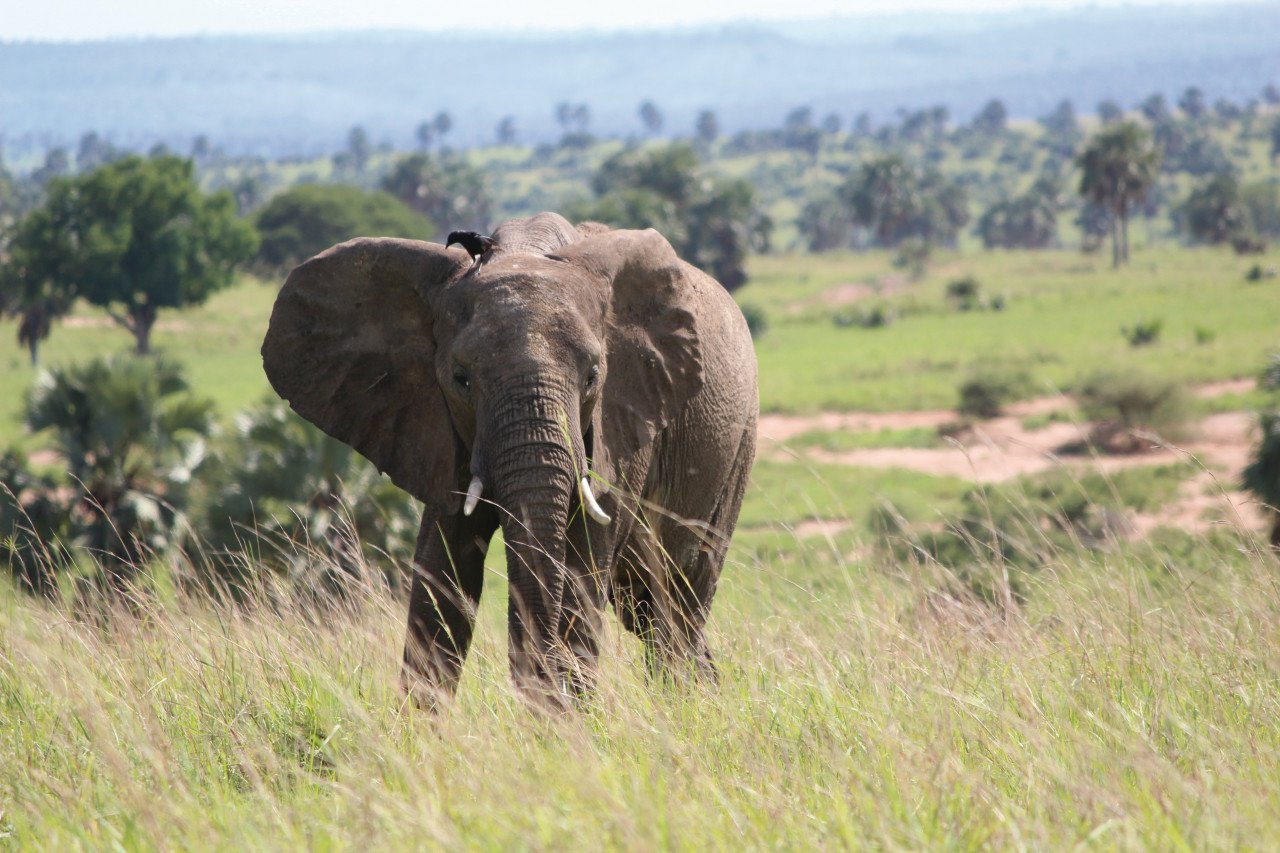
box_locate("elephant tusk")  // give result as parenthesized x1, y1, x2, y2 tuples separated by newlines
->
(463, 476, 483, 516)
(580, 477, 611, 525)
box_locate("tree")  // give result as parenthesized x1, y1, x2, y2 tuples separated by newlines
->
(254, 183, 434, 273)
(1264, 83, 1280, 107)
(1077, 122, 1161, 267)
(638, 100, 664, 136)
(1178, 86, 1206, 120)
(76, 131, 119, 172)
(495, 115, 517, 145)
(1097, 100, 1124, 125)
(337, 125, 371, 176)
(1270, 118, 1280, 163)
(1139, 93, 1170, 124)
(972, 99, 1008, 135)
(1038, 99, 1081, 158)
(31, 148, 70, 186)
(838, 155, 969, 248)
(797, 193, 853, 252)
(695, 109, 720, 148)
(1, 155, 257, 355)
(820, 112, 842, 135)
(1176, 173, 1248, 245)
(22, 355, 214, 592)
(0, 184, 81, 362)
(978, 176, 1061, 249)
(381, 152, 492, 237)
(572, 143, 771, 291)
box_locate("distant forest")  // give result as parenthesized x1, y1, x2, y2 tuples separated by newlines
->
(2, 3, 1279, 161)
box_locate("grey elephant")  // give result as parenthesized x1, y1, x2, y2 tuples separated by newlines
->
(261, 212, 757, 706)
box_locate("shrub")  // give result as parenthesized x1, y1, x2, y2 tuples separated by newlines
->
(1077, 371, 1191, 452)
(1245, 263, 1278, 282)
(1121, 318, 1163, 347)
(946, 276, 981, 311)
(833, 305, 894, 329)
(956, 367, 1032, 419)
(740, 304, 769, 339)
(1194, 326, 1217, 345)
(1262, 353, 1280, 391)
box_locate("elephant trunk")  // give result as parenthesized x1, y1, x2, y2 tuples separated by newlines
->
(482, 377, 584, 696)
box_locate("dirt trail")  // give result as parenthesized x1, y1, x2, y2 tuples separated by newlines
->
(759, 380, 1268, 536)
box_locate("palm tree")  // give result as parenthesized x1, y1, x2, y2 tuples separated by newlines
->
(24, 355, 213, 590)
(197, 398, 420, 594)
(1077, 122, 1161, 267)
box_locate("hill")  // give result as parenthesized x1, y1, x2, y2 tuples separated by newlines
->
(2, 3, 1278, 160)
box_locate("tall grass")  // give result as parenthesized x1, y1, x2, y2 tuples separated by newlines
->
(3, 501, 1278, 849)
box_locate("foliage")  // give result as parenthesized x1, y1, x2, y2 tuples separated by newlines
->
(253, 184, 434, 274)
(945, 276, 981, 310)
(1121, 317, 1163, 347)
(838, 155, 969, 249)
(1176, 173, 1250, 245)
(1, 155, 258, 356)
(1077, 370, 1190, 451)
(380, 152, 492, 237)
(956, 366, 1032, 418)
(1077, 122, 1161, 267)
(194, 398, 421, 593)
(0, 450, 75, 596)
(19, 355, 214, 591)
(879, 465, 1191, 602)
(572, 143, 771, 291)
(977, 176, 1061, 249)
(739, 304, 768, 339)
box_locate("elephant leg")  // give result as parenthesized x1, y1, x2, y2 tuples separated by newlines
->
(558, 505, 613, 697)
(402, 506, 499, 708)
(617, 430, 755, 680)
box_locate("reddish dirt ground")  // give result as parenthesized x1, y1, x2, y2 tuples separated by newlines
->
(758, 381, 1270, 537)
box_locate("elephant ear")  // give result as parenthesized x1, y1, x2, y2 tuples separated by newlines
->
(261, 238, 469, 507)
(556, 228, 706, 483)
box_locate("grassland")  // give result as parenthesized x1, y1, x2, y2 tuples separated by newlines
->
(1, 243, 1279, 848)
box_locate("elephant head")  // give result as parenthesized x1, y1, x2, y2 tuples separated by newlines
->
(261, 213, 704, 689)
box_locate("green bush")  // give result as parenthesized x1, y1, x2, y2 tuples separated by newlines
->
(1121, 317, 1163, 346)
(956, 367, 1032, 419)
(1194, 325, 1217, 345)
(740, 304, 769, 339)
(1077, 370, 1191, 452)
(1245, 263, 1278, 282)
(833, 305, 894, 329)
(946, 276, 981, 311)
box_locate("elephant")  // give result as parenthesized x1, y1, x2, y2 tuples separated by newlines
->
(261, 211, 757, 707)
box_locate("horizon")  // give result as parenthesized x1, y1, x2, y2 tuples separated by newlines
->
(2, 0, 1256, 42)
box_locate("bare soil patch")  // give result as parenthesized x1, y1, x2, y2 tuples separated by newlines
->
(759, 383, 1267, 537)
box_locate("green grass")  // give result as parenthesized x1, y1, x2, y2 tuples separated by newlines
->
(789, 425, 942, 451)
(0, 277, 278, 447)
(742, 246, 1280, 413)
(3, 520, 1279, 848)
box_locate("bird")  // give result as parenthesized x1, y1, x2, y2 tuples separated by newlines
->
(446, 231, 497, 266)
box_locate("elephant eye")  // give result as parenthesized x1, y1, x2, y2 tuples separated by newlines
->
(585, 364, 600, 388)
(453, 366, 470, 391)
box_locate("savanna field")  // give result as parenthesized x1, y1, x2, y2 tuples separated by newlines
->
(2, 243, 1280, 847)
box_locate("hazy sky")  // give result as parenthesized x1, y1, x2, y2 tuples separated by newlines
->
(1, 0, 1248, 41)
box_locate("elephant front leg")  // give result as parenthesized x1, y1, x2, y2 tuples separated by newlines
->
(402, 506, 498, 708)
(556, 502, 613, 698)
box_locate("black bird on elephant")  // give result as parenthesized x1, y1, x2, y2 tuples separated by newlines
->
(446, 230, 497, 267)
